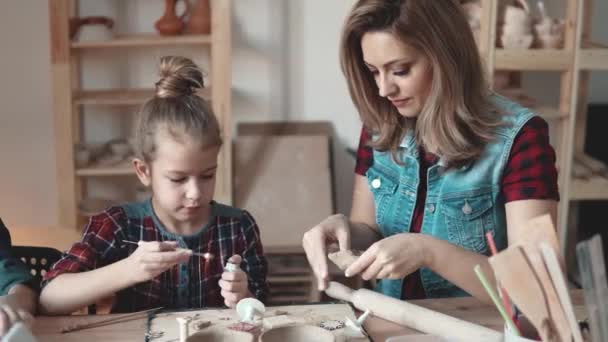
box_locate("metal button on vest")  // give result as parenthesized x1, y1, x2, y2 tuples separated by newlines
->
(371, 178, 381, 189)
(462, 201, 473, 215)
(428, 204, 435, 213)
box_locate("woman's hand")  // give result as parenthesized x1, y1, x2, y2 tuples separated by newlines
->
(302, 214, 352, 291)
(219, 255, 252, 308)
(345, 233, 433, 280)
(0, 304, 33, 337)
(126, 241, 192, 284)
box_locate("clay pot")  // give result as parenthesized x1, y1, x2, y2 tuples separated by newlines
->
(187, 0, 212, 34)
(69, 16, 114, 41)
(74, 144, 91, 168)
(259, 325, 336, 342)
(534, 18, 565, 49)
(155, 0, 191, 36)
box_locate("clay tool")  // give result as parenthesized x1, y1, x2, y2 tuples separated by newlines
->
(122, 240, 214, 259)
(588, 235, 608, 341)
(474, 265, 520, 335)
(486, 232, 514, 318)
(577, 238, 602, 342)
(521, 242, 572, 342)
(489, 246, 554, 341)
(325, 281, 503, 341)
(61, 307, 162, 333)
(539, 242, 584, 342)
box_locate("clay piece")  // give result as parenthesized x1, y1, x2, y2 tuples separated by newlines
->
(263, 315, 296, 329)
(145, 331, 165, 340)
(228, 322, 260, 334)
(328, 250, 362, 271)
(192, 320, 211, 330)
(344, 309, 371, 338)
(319, 319, 345, 331)
(236, 298, 266, 324)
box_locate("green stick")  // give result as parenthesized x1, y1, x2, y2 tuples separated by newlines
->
(474, 264, 520, 336)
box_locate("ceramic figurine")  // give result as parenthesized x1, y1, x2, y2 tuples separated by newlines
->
(187, 0, 212, 34)
(534, 1, 565, 49)
(501, 0, 534, 49)
(155, 0, 191, 36)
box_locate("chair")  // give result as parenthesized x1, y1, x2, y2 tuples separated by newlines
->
(10, 246, 63, 285)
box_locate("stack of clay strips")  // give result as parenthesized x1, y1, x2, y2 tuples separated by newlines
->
(576, 234, 608, 342)
(487, 215, 584, 342)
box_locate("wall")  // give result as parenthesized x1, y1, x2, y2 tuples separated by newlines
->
(0, 1, 56, 227)
(0, 0, 606, 229)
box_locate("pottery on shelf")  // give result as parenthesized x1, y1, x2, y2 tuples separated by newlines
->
(187, 0, 211, 34)
(533, 1, 565, 49)
(74, 144, 91, 168)
(155, 0, 191, 36)
(108, 139, 132, 159)
(501, 0, 533, 49)
(70, 16, 114, 41)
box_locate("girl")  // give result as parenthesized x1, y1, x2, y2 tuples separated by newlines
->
(40, 56, 268, 314)
(303, 0, 559, 303)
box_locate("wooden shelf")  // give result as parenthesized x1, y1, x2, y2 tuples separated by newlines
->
(570, 178, 608, 200)
(76, 161, 135, 177)
(580, 42, 608, 70)
(71, 33, 212, 49)
(536, 107, 567, 121)
(495, 49, 572, 70)
(74, 88, 211, 106)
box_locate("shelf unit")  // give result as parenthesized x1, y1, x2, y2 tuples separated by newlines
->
(476, 0, 607, 264)
(49, 0, 232, 229)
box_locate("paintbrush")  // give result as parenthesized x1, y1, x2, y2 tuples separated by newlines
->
(61, 307, 162, 333)
(122, 240, 214, 260)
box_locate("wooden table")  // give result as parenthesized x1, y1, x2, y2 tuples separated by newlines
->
(33, 291, 586, 341)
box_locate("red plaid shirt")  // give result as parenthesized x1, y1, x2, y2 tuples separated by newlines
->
(43, 200, 268, 313)
(355, 116, 559, 299)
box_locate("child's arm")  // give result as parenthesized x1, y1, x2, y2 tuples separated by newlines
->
(40, 216, 191, 315)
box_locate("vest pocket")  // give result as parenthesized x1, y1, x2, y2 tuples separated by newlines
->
(366, 168, 399, 226)
(439, 192, 494, 254)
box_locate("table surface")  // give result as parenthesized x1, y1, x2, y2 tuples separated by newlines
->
(32, 290, 586, 342)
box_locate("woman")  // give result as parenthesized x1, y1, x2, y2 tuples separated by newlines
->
(302, 0, 559, 302)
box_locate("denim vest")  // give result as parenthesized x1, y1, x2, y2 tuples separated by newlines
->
(367, 95, 535, 299)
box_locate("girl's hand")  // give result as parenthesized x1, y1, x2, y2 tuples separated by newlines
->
(219, 255, 252, 308)
(302, 214, 351, 291)
(0, 304, 33, 337)
(345, 233, 432, 280)
(126, 241, 192, 284)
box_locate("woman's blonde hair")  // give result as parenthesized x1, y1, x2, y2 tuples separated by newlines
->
(135, 56, 222, 162)
(340, 0, 503, 167)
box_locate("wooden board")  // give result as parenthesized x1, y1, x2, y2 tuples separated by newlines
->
(234, 135, 333, 249)
(147, 303, 369, 342)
